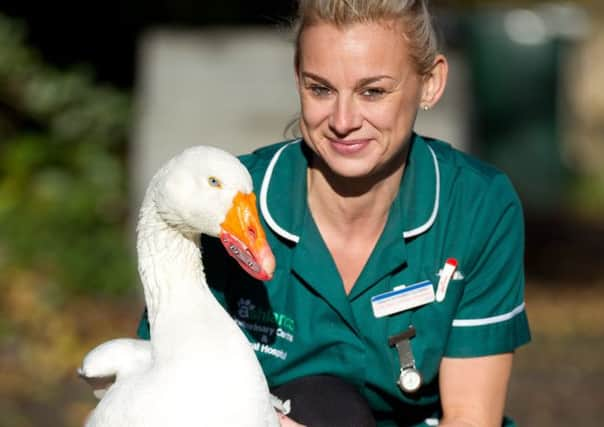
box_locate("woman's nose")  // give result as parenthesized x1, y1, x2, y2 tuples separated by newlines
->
(328, 95, 362, 136)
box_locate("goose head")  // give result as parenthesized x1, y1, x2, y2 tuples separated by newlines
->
(150, 145, 275, 280)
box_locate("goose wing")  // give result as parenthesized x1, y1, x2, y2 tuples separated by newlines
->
(79, 338, 152, 399)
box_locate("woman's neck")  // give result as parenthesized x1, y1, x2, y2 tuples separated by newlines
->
(306, 147, 408, 293)
(306, 148, 407, 234)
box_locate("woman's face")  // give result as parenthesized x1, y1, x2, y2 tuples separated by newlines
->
(296, 20, 425, 179)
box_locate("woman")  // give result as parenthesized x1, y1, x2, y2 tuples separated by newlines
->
(140, 1, 531, 426)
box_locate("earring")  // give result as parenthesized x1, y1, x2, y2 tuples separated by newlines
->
(422, 104, 430, 111)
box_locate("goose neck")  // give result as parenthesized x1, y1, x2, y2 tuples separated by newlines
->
(136, 200, 209, 336)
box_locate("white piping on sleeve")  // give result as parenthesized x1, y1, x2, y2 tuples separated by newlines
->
(452, 302, 526, 327)
(403, 144, 440, 239)
(425, 418, 439, 426)
(259, 140, 301, 243)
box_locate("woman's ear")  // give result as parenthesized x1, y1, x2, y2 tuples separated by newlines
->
(420, 54, 448, 109)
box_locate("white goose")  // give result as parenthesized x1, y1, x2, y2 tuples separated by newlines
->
(79, 146, 282, 427)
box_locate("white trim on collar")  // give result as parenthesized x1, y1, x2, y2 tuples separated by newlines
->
(402, 145, 440, 239)
(259, 140, 302, 243)
(259, 140, 440, 243)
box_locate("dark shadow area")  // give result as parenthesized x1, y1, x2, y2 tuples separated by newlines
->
(525, 213, 604, 284)
(1, 0, 296, 88)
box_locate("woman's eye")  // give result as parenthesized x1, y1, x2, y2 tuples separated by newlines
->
(361, 87, 387, 99)
(208, 176, 222, 188)
(308, 84, 332, 97)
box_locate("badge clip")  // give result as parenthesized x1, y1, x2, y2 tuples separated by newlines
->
(389, 326, 422, 393)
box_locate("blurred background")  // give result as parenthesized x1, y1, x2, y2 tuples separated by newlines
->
(0, 0, 602, 426)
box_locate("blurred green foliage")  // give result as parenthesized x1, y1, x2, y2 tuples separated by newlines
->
(0, 13, 136, 295)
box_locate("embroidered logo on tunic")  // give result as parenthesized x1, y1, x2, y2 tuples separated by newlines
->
(234, 298, 295, 360)
(237, 299, 255, 319)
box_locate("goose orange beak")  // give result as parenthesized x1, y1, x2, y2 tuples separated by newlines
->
(219, 192, 276, 281)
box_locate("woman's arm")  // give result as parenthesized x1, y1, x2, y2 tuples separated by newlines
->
(439, 353, 513, 427)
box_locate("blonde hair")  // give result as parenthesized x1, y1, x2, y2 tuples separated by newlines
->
(293, 0, 440, 75)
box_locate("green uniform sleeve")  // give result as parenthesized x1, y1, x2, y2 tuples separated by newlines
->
(445, 174, 531, 357)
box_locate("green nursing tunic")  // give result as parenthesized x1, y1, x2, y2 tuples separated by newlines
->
(138, 134, 531, 426)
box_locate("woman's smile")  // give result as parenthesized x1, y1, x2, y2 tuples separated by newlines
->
(328, 138, 372, 155)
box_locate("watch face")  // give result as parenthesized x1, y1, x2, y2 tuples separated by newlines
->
(399, 369, 422, 392)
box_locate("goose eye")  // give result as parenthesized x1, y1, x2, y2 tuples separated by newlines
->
(208, 176, 222, 188)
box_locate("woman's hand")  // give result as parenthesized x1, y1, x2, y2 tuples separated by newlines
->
(278, 413, 307, 427)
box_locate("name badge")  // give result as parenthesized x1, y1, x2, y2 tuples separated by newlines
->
(371, 280, 435, 318)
